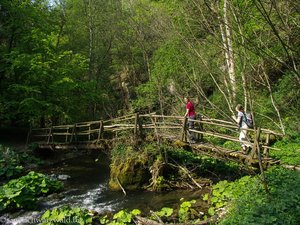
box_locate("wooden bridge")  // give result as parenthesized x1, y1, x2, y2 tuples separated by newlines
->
(27, 113, 283, 167)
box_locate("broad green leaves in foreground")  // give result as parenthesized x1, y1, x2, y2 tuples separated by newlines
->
(0, 171, 63, 212)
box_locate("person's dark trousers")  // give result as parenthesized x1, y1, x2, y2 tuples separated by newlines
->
(187, 115, 196, 142)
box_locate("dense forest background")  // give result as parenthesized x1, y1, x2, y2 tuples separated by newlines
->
(0, 0, 299, 136)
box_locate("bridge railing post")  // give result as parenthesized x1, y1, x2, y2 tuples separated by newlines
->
(250, 127, 261, 159)
(74, 124, 77, 142)
(70, 124, 76, 143)
(88, 123, 91, 141)
(181, 117, 188, 142)
(65, 127, 69, 143)
(254, 127, 269, 193)
(97, 121, 103, 142)
(47, 127, 52, 144)
(263, 133, 270, 157)
(150, 112, 159, 140)
(197, 116, 204, 141)
(134, 113, 140, 140)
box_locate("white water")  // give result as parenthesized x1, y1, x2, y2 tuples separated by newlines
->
(2, 184, 121, 225)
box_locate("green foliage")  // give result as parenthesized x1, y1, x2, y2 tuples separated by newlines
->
(0, 171, 63, 212)
(151, 207, 174, 219)
(222, 141, 241, 151)
(203, 180, 233, 216)
(167, 146, 245, 179)
(178, 199, 197, 223)
(111, 142, 163, 166)
(133, 81, 159, 111)
(111, 144, 132, 161)
(0, 0, 110, 126)
(270, 137, 300, 165)
(166, 146, 203, 165)
(99, 209, 141, 225)
(0, 145, 41, 180)
(0, 145, 23, 180)
(204, 167, 300, 225)
(41, 206, 93, 225)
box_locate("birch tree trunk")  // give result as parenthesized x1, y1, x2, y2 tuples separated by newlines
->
(230, 4, 249, 111)
(220, 0, 237, 107)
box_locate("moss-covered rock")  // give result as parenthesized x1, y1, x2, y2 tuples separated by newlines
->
(109, 158, 151, 191)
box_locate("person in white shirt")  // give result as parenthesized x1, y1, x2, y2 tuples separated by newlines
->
(232, 104, 250, 152)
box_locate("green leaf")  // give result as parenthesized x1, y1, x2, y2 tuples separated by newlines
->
(100, 215, 109, 224)
(41, 210, 51, 219)
(203, 194, 209, 201)
(131, 209, 141, 216)
(208, 207, 215, 216)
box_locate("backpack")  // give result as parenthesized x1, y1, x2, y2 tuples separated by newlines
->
(243, 112, 253, 128)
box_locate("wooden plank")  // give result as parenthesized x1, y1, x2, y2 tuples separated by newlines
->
(74, 123, 91, 128)
(104, 115, 135, 123)
(52, 132, 73, 136)
(32, 134, 53, 137)
(111, 127, 134, 132)
(190, 129, 253, 146)
(143, 126, 181, 129)
(75, 120, 102, 126)
(202, 118, 235, 125)
(260, 128, 283, 136)
(31, 128, 51, 131)
(261, 145, 281, 150)
(151, 122, 181, 126)
(52, 125, 74, 129)
(104, 124, 135, 128)
(140, 114, 183, 119)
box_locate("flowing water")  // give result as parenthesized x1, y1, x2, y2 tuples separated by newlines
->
(1, 151, 210, 225)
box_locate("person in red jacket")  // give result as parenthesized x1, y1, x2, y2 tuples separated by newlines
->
(184, 96, 196, 143)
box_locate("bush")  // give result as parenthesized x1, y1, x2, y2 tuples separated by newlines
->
(204, 167, 300, 225)
(270, 137, 300, 165)
(0, 171, 63, 212)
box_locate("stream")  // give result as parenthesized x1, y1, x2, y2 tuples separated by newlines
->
(1, 151, 210, 225)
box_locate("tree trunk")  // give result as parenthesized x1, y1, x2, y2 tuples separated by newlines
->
(55, 0, 66, 49)
(262, 67, 285, 134)
(84, 0, 95, 80)
(220, 0, 237, 107)
(230, 4, 249, 111)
